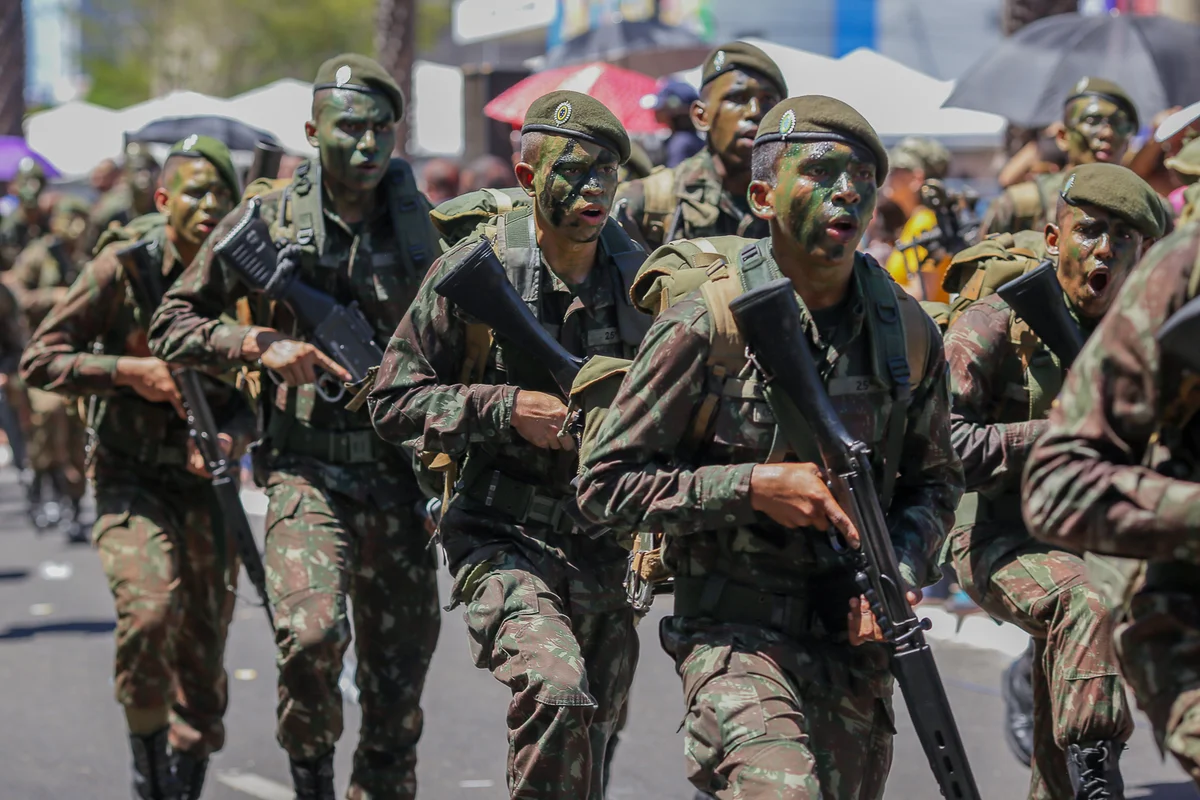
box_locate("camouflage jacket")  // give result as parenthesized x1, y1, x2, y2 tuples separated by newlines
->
(1024, 223, 1200, 561)
(19, 218, 252, 485)
(85, 184, 138, 256)
(613, 149, 767, 251)
(368, 208, 647, 580)
(980, 171, 1067, 238)
(5, 235, 86, 330)
(147, 159, 440, 505)
(0, 209, 46, 272)
(577, 243, 962, 599)
(0, 282, 26, 374)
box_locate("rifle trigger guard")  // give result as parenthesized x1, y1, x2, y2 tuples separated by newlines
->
(315, 371, 347, 404)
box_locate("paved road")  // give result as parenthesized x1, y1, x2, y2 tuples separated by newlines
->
(0, 472, 1193, 800)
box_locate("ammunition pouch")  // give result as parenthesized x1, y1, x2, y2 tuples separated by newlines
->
(273, 425, 388, 465)
(673, 575, 848, 641)
(458, 468, 576, 535)
(953, 491, 1026, 529)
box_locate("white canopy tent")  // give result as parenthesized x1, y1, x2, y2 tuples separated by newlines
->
(25, 101, 124, 179)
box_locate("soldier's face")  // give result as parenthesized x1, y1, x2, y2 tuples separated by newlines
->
(156, 159, 234, 248)
(50, 210, 88, 243)
(1047, 201, 1142, 319)
(694, 70, 781, 172)
(14, 175, 44, 209)
(308, 89, 396, 196)
(518, 136, 620, 244)
(1059, 96, 1135, 165)
(752, 141, 877, 267)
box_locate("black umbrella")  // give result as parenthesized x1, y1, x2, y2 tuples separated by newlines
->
(545, 19, 710, 77)
(943, 12, 1200, 128)
(125, 115, 280, 152)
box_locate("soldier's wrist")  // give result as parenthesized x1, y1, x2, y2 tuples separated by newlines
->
(242, 327, 285, 361)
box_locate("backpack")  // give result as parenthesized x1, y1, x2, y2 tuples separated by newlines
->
(430, 187, 531, 253)
(929, 229, 1048, 331)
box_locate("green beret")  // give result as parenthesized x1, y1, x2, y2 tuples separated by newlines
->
(1059, 163, 1164, 238)
(756, 95, 888, 181)
(888, 136, 950, 180)
(166, 135, 241, 199)
(1166, 137, 1200, 178)
(521, 90, 631, 164)
(314, 53, 405, 119)
(1064, 77, 1139, 130)
(701, 42, 787, 97)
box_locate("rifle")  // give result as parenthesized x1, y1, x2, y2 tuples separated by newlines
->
(122, 240, 275, 630)
(896, 180, 981, 298)
(246, 141, 284, 185)
(728, 278, 981, 800)
(1158, 294, 1200, 375)
(996, 260, 1086, 369)
(211, 198, 383, 404)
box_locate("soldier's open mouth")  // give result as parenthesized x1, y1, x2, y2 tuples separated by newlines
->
(1087, 268, 1110, 294)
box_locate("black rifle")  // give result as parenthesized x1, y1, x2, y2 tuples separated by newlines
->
(211, 198, 383, 403)
(996, 260, 1086, 369)
(728, 278, 981, 800)
(1159, 294, 1200, 375)
(122, 240, 274, 630)
(247, 141, 284, 184)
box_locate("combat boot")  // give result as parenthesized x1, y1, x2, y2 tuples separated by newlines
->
(172, 750, 208, 800)
(1067, 740, 1125, 800)
(290, 750, 335, 800)
(129, 728, 177, 800)
(1001, 642, 1035, 766)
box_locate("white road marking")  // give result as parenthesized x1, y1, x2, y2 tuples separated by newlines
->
(459, 779, 495, 788)
(215, 770, 295, 800)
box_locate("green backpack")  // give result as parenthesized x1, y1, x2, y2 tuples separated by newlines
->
(921, 229, 1048, 332)
(430, 187, 531, 252)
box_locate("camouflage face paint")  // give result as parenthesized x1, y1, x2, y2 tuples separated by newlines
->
(1063, 96, 1135, 165)
(163, 158, 234, 249)
(703, 69, 781, 172)
(532, 136, 619, 243)
(1054, 201, 1142, 319)
(772, 140, 877, 265)
(314, 88, 396, 196)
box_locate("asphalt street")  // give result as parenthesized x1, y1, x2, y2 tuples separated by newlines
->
(0, 470, 1194, 800)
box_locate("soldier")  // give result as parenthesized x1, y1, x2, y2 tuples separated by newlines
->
(7, 195, 95, 540)
(944, 163, 1164, 799)
(577, 96, 963, 798)
(0, 158, 50, 270)
(20, 135, 248, 800)
(1023, 208, 1200, 790)
(87, 143, 163, 255)
(613, 42, 786, 250)
(982, 77, 1137, 237)
(368, 91, 647, 800)
(147, 55, 442, 800)
(882, 136, 955, 301)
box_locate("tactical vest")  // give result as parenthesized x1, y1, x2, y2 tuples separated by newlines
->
(637, 156, 761, 247)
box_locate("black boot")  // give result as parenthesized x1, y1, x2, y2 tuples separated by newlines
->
(129, 728, 177, 800)
(172, 750, 208, 800)
(1067, 740, 1124, 799)
(290, 751, 335, 800)
(1002, 642, 1035, 767)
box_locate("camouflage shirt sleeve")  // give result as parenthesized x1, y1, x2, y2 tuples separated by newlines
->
(146, 202, 252, 368)
(0, 284, 25, 374)
(576, 296, 759, 534)
(1024, 230, 1200, 560)
(367, 245, 517, 456)
(980, 189, 1017, 237)
(19, 248, 126, 395)
(945, 296, 1047, 494)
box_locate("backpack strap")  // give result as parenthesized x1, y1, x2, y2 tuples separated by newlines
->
(384, 158, 437, 276)
(599, 219, 652, 349)
(640, 167, 681, 246)
(1009, 180, 1047, 231)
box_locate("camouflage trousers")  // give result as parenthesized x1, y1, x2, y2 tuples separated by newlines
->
(27, 387, 86, 499)
(95, 474, 236, 756)
(945, 523, 1133, 799)
(661, 616, 895, 800)
(1113, 588, 1200, 787)
(454, 545, 639, 800)
(263, 470, 441, 800)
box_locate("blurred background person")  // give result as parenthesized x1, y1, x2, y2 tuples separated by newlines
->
(420, 157, 461, 206)
(643, 78, 703, 168)
(883, 136, 955, 301)
(458, 153, 515, 193)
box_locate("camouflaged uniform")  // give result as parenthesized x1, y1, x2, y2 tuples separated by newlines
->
(19, 216, 253, 758)
(980, 172, 1068, 238)
(942, 292, 1132, 799)
(86, 184, 140, 257)
(7, 235, 88, 501)
(577, 240, 962, 799)
(613, 149, 768, 251)
(1024, 224, 1200, 787)
(0, 207, 47, 272)
(147, 158, 442, 799)
(368, 207, 651, 800)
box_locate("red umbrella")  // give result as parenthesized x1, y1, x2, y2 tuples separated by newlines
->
(484, 62, 666, 135)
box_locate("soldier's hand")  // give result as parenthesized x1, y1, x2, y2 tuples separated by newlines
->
(115, 357, 185, 419)
(260, 338, 352, 387)
(510, 390, 575, 451)
(748, 463, 859, 547)
(848, 590, 922, 646)
(186, 432, 233, 478)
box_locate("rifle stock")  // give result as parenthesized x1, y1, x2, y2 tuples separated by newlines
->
(1158, 294, 1200, 375)
(997, 261, 1085, 368)
(728, 278, 981, 800)
(247, 141, 284, 184)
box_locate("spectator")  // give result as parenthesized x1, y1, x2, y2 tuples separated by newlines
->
(1129, 101, 1200, 198)
(459, 154, 515, 193)
(420, 158, 461, 205)
(89, 159, 120, 195)
(882, 136, 955, 301)
(642, 79, 704, 168)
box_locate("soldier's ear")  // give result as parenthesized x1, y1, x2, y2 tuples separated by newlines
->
(153, 187, 170, 215)
(515, 162, 537, 197)
(691, 98, 711, 134)
(305, 120, 319, 148)
(1045, 223, 1060, 256)
(748, 180, 776, 220)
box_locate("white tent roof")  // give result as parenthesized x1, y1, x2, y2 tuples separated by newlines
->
(113, 90, 238, 135)
(25, 101, 124, 178)
(227, 79, 316, 156)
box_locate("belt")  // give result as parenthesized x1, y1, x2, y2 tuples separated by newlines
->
(99, 433, 189, 466)
(673, 575, 816, 639)
(955, 491, 1026, 527)
(460, 469, 575, 535)
(277, 426, 386, 465)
